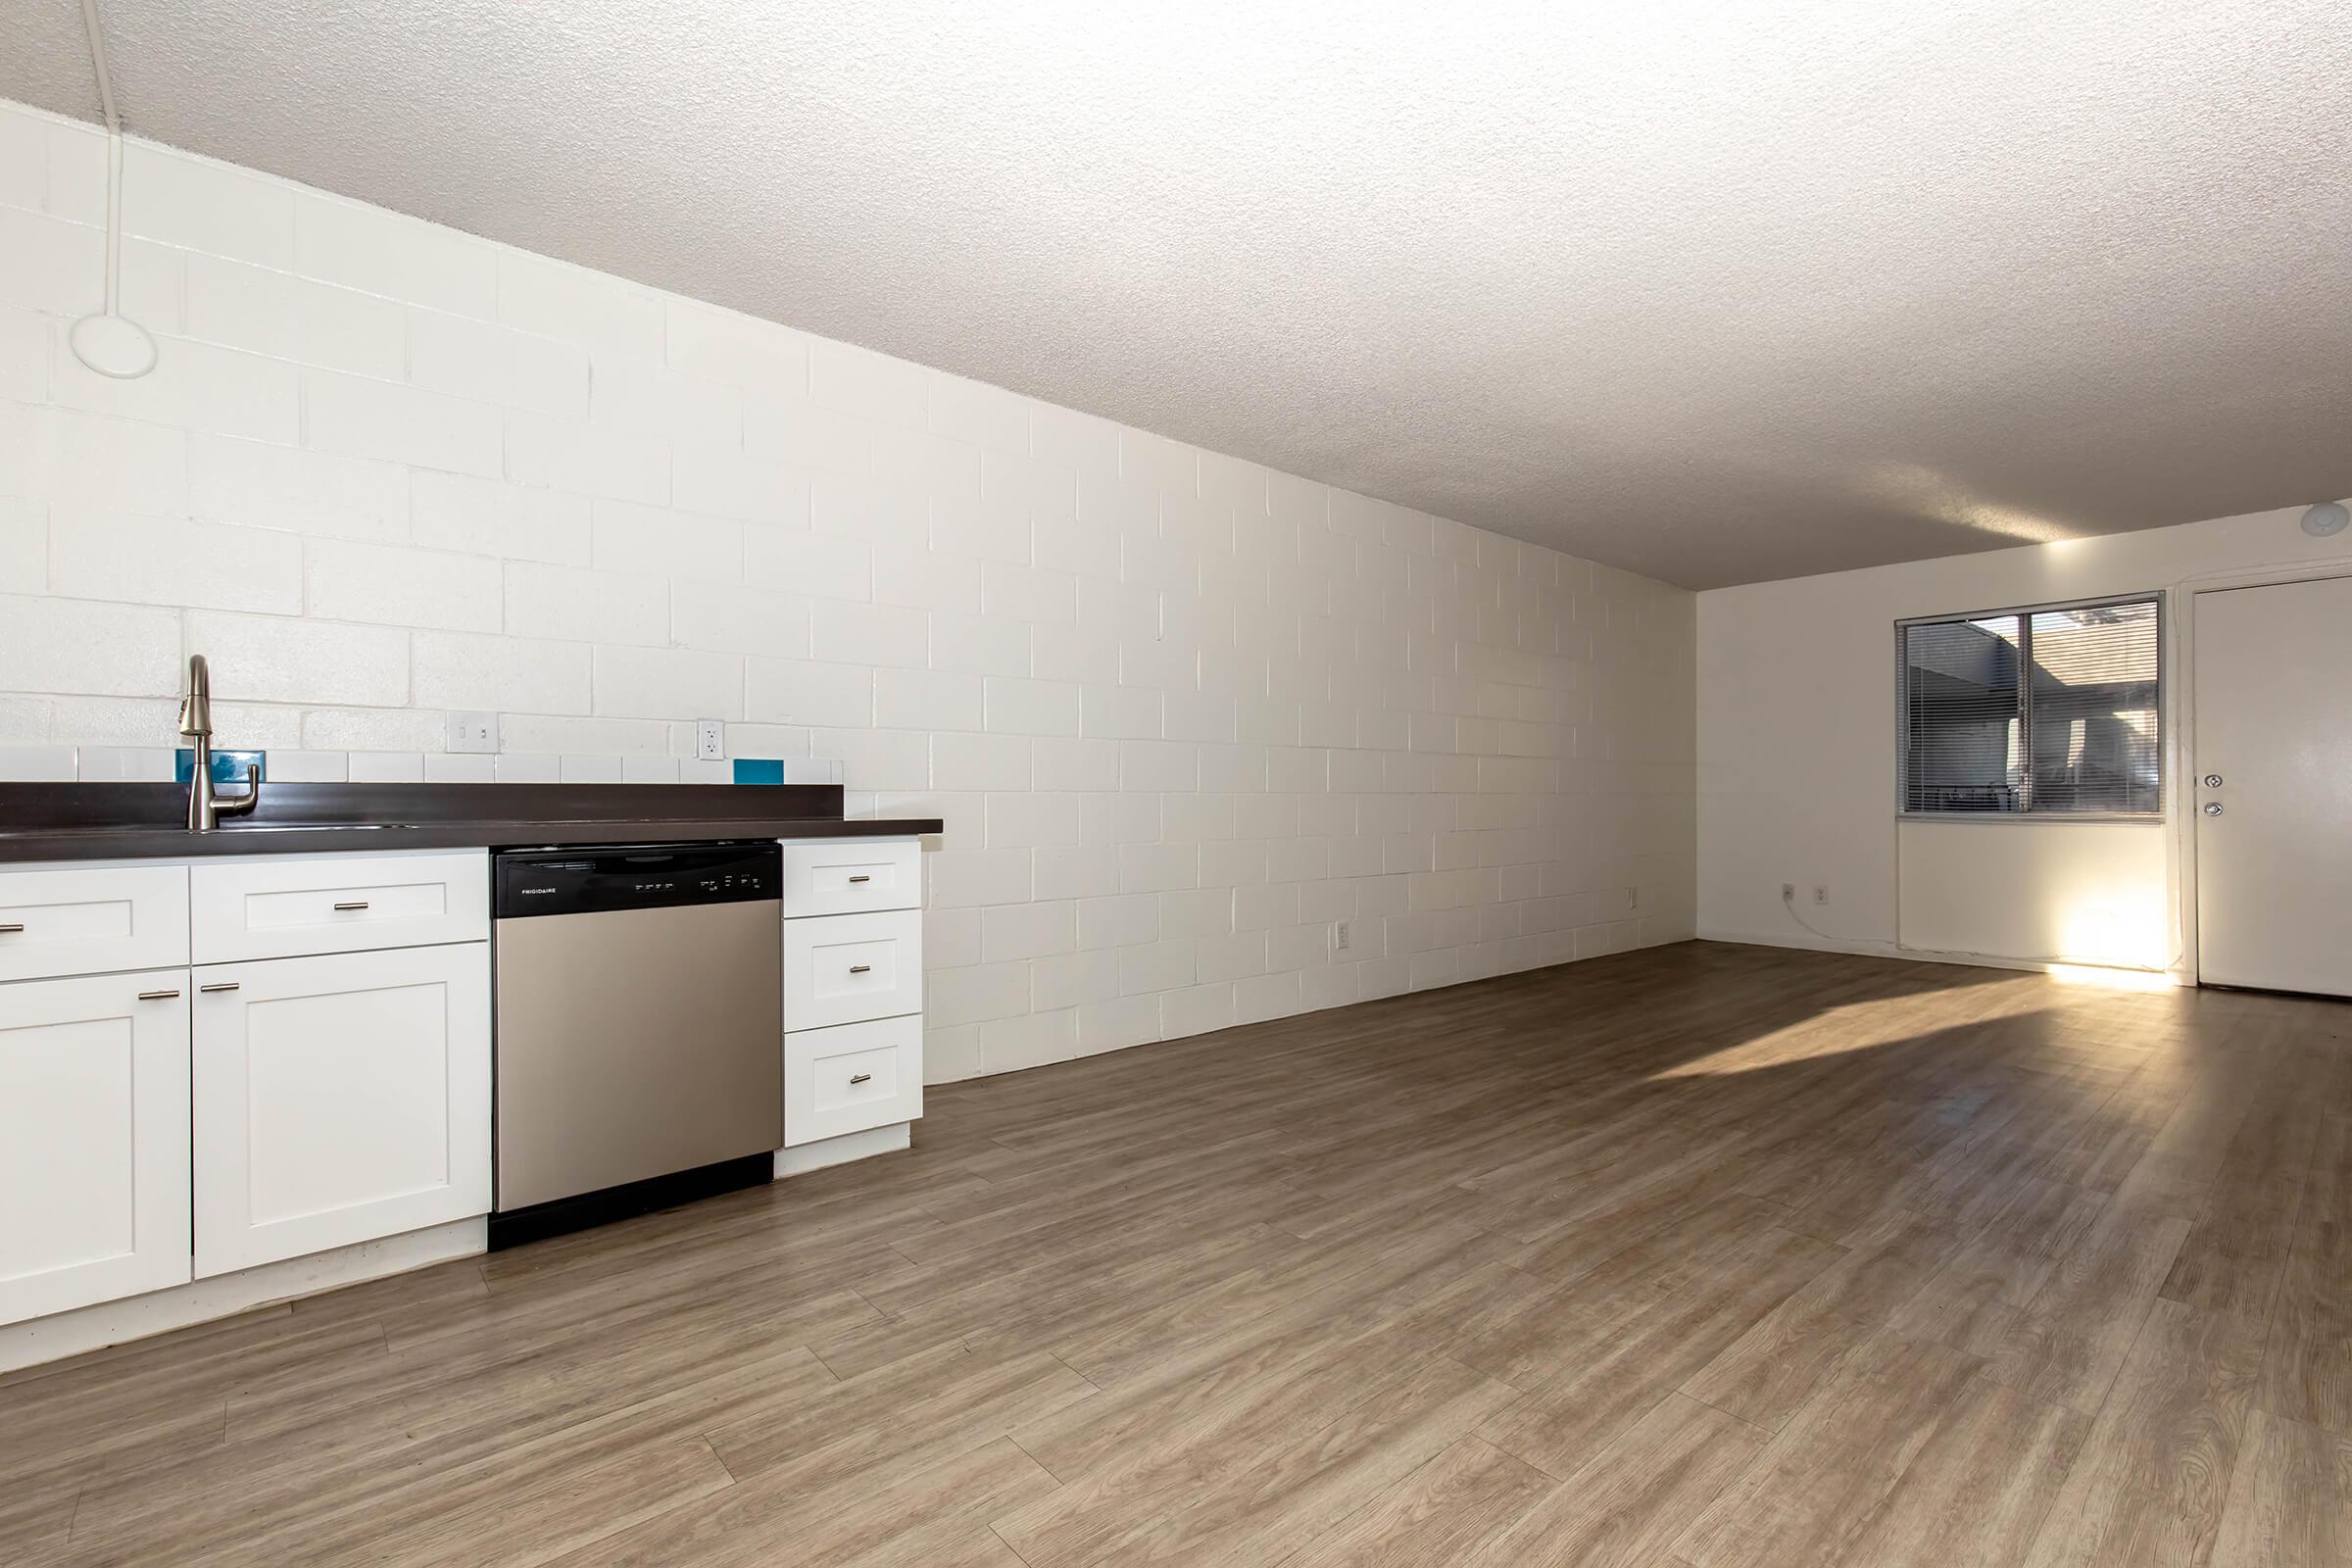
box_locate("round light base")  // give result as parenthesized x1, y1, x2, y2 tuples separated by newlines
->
(2301, 501, 2350, 539)
(69, 312, 158, 379)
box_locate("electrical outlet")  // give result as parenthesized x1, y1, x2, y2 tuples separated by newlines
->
(1782, 882, 1795, 902)
(446, 711, 497, 754)
(695, 719, 727, 761)
(1813, 884, 1830, 906)
(1334, 919, 1351, 953)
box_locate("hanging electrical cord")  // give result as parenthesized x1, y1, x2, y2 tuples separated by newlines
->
(67, 0, 157, 379)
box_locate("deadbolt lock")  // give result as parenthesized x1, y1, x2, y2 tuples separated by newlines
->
(2203, 773, 2224, 788)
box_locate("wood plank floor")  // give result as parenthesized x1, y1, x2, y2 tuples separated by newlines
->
(7, 940, 2351, 1567)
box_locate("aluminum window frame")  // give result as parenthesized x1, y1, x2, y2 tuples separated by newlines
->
(1894, 590, 2166, 823)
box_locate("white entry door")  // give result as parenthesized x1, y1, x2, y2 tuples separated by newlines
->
(2194, 575, 2352, 996)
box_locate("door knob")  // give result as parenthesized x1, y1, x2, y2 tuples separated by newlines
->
(2203, 774, 2224, 788)
(2203, 803, 2224, 816)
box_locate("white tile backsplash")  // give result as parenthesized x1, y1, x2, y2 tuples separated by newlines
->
(346, 750, 426, 783)
(0, 93, 1694, 1087)
(0, 744, 76, 780)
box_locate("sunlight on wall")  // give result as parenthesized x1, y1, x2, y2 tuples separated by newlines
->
(1900, 820, 2170, 970)
(2056, 885, 2171, 970)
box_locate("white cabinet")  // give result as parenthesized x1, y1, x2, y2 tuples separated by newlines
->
(0, 971, 191, 1325)
(777, 835, 926, 1151)
(191, 944, 490, 1277)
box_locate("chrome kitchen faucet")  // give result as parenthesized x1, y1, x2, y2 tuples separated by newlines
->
(178, 654, 261, 831)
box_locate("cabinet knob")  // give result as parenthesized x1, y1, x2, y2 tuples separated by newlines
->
(199, 981, 242, 994)
(331, 901, 370, 911)
(136, 988, 181, 1001)
(850, 1073, 872, 1085)
(849, 963, 872, 974)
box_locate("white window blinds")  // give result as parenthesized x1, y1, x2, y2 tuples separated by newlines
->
(1900, 596, 2160, 816)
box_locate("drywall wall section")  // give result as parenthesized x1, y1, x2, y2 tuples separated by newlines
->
(0, 98, 1696, 1083)
(1697, 503, 2350, 972)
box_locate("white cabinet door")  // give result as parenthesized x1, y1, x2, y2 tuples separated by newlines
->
(192, 944, 490, 1277)
(0, 971, 191, 1326)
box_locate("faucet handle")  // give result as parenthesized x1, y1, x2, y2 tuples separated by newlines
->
(215, 762, 262, 820)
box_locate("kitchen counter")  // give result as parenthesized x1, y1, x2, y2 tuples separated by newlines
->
(0, 781, 942, 862)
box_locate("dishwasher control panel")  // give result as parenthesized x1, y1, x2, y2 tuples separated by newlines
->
(495, 842, 781, 918)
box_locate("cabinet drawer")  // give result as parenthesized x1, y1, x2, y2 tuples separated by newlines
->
(783, 908, 922, 1030)
(778, 838, 921, 918)
(0, 864, 189, 982)
(191, 853, 488, 963)
(784, 1014, 922, 1147)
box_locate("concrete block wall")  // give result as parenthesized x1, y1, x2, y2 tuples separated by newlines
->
(0, 98, 1696, 1081)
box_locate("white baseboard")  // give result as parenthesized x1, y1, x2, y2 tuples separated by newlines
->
(1697, 926, 2185, 983)
(0, 1217, 485, 1375)
(774, 1121, 911, 1178)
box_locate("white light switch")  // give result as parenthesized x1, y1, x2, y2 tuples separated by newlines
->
(446, 711, 498, 753)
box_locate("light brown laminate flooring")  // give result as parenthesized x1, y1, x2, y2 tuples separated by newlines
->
(7, 940, 2352, 1566)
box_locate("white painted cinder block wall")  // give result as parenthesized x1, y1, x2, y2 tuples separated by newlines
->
(0, 99, 1696, 1083)
(1696, 503, 2351, 976)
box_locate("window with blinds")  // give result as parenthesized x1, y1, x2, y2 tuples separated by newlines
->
(1899, 595, 2161, 816)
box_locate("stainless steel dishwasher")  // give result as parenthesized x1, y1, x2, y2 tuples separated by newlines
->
(490, 841, 782, 1248)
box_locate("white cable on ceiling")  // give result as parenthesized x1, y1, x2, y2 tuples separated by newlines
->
(69, 0, 157, 379)
(79, 0, 121, 129)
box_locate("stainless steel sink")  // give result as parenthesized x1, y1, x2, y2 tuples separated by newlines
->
(215, 823, 420, 833)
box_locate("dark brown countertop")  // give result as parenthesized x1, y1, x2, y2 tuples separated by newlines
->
(0, 781, 943, 863)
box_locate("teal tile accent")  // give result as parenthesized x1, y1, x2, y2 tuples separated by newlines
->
(174, 749, 267, 785)
(731, 758, 784, 785)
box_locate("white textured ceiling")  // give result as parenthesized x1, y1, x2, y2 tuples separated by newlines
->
(8, 1, 2351, 587)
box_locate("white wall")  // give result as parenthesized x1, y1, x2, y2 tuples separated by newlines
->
(0, 99, 1696, 1083)
(1698, 504, 2351, 973)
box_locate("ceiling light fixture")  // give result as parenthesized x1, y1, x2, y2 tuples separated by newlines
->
(2301, 501, 2350, 538)
(67, 0, 157, 380)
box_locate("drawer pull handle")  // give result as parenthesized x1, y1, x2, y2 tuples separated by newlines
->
(850, 1073, 871, 1085)
(137, 988, 181, 1001)
(331, 901, 371, 911)
(847, 875, 872, 884)
(849, 964, 871, 974)
(0, 923, 23, 934)
(199, 982, 241, 994)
